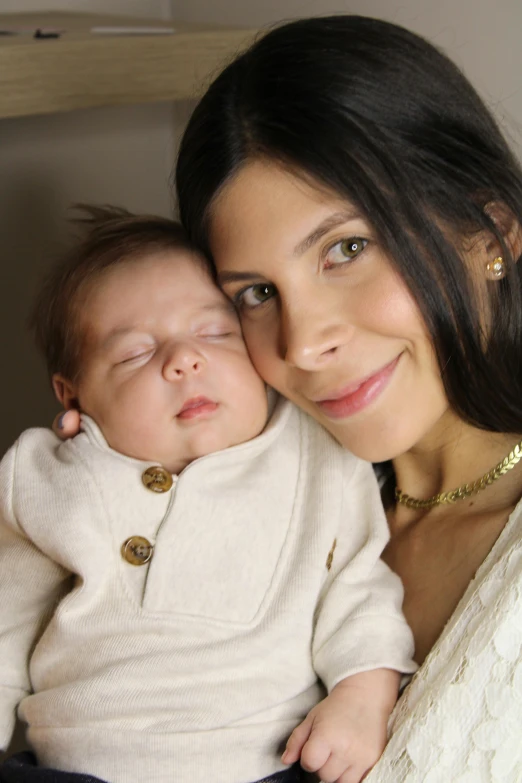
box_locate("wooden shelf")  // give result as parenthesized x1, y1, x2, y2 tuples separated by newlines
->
(0, 12, 257, 119)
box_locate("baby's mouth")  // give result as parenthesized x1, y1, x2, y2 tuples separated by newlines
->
(177, 396, 218, 420)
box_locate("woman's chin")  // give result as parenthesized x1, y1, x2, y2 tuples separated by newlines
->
(319, 416, 420, 464)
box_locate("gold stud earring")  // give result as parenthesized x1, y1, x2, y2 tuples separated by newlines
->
(485, 256, 506, 280)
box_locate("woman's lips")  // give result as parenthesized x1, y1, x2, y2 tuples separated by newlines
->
(315, 355, 401, 419)
(177, 396, 218, 420)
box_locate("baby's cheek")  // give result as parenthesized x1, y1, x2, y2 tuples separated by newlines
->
(100, 392, 152, 447)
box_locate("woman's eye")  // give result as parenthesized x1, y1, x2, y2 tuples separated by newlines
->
(324, 237, 368, 268)
(235, 282, 277, 309)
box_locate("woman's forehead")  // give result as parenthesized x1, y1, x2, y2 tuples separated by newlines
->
(209, 159, 364, 262)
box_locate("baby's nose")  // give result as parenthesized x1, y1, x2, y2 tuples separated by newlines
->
(163, 344, 206, 379)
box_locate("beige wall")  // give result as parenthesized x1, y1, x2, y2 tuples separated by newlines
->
(0, 0, 171, 15)
(175, 0, 522, 159)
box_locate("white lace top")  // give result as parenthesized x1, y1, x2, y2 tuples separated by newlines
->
(367, 497, 522, 782)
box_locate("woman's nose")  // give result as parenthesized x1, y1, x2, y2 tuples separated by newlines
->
(280, 299, 351, 371)
(162, 343, 206, 380)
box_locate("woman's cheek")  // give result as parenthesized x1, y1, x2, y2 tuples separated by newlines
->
(241, 323, 281, 385)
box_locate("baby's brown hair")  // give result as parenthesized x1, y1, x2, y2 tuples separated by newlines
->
(30, 205, 203, 383)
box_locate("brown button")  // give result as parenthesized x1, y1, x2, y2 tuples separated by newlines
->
(121, 536, 154, 566)
(142, 466, 173, 493)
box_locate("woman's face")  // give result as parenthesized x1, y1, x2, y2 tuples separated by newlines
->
(209, 160, 451, 462)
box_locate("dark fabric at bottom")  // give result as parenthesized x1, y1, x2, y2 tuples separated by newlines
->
(253, 764, 304, 782)
(0, 754, 106, 782)
(0, 753, 304, 783)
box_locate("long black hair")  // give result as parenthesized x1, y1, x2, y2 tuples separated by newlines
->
(176, 15, 522, 433)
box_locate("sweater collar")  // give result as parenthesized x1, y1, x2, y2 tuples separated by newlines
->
(77, 391, 292, 476)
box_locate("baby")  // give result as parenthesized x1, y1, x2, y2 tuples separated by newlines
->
(0, 207, 416, 783)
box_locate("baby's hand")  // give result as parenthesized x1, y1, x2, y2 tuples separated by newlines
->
(281, 669, 399, 783)
(52, 409, 81, 440)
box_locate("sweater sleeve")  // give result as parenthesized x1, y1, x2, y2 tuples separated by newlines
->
(0, 438, 70, 751)
(313, 459, 417, 692)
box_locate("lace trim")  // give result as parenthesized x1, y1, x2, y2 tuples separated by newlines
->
(366, 500, 522, 782)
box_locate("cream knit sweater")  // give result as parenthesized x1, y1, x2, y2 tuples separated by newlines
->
(0, 398, 415, 783)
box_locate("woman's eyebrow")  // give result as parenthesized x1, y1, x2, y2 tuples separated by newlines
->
(217, 270, 260, 285)
(293, 210, 361, 257)
(217, 209, 361, 285)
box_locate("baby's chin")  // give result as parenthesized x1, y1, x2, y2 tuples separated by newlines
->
(165, 428, 268, 474)
(102, 409, 270, 475)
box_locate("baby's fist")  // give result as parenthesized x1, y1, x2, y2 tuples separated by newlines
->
(281, 670, 398, 783)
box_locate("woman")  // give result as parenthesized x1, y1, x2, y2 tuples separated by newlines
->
(174, 15, 522, 782)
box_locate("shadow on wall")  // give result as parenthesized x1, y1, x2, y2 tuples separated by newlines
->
(1, 183, 79, 759)
(0, 174, 55, 760)
(0, 172, 66, 456)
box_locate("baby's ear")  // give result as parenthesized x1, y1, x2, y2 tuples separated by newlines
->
(51, 374, 79, 410)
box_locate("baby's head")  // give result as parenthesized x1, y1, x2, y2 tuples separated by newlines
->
(31, 206, 268, 473)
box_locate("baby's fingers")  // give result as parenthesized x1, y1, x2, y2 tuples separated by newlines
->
(281, 716, 313, 764)
(299, 733, 332, 773)
(318, 751, 375, 783)
(321, 757, 367, 783)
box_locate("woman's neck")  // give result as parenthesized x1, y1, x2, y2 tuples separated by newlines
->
(391, 409, 522, 527)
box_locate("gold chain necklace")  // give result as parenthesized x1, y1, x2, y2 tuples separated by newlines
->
(395, 438, 522, 510)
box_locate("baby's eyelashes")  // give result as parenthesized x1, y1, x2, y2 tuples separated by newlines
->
(115, 347, 155, 366)
(111, 326, 242, 367)
(198, 331, 236, 340)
